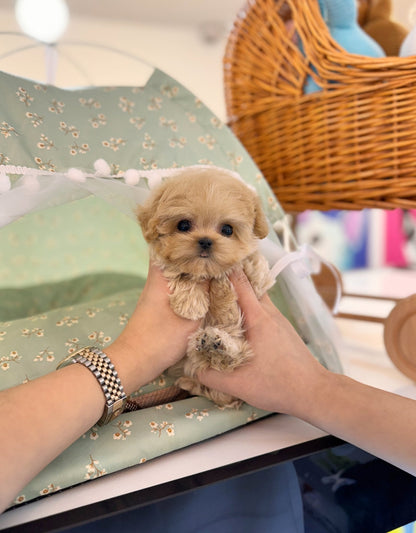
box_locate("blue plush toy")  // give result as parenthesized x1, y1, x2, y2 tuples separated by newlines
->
(304, 0, 385, 94)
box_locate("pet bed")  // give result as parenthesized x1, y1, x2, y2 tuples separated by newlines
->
(0, 64, 341, 508)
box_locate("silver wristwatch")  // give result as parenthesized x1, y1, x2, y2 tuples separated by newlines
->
(57, 346, 127, 426)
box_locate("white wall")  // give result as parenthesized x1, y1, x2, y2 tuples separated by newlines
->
(0, 1, 413, 123)
(0, 9, 230, 120)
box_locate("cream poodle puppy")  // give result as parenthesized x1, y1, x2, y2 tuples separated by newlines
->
(138, 167, 274, 407)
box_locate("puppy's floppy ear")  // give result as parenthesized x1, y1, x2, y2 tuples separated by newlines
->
(252, 193, 269, 238)
(137, 183, 168, 242)
(137, 202, 158, 242)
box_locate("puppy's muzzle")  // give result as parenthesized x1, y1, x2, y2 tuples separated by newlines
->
(199, 237, 212, 250)
(198, 237, 213, 257)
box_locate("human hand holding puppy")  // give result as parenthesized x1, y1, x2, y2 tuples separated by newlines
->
(3, 265, 416, 513)
(106, 262, 204, 394)
(0, 263, 203, 512)
(198, 267, 328, 415)
(201, 268, 416, 475)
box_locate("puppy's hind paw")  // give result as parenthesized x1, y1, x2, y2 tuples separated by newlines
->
(190, 327, 246, 372)
(206, 389, 243, 409)
(175, 376, 204, 397)
(195, 330, 224, 353)
(176, 376, 242, 409)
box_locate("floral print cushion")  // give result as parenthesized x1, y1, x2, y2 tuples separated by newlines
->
(0, 67, 284, 289)
(1, 69, 259, 175)
(0, 67, 284, 507)
(0, 283, 269, 508)
(0, 66, 342, 507)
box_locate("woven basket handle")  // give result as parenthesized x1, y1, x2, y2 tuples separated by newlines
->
(288, 0, 416, 89)
(287, 0, 345, 90)
(225, 0, 363, 112)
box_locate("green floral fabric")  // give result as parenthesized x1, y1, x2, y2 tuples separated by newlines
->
(0, 285, 268, 507)
(0, 66, 341, 507)
(0, 68, 284, 288)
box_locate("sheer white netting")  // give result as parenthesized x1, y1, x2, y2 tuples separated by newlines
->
(0, 160, 343, 372)
(0, 161, 219, 227)
(0, 161, 262, 227)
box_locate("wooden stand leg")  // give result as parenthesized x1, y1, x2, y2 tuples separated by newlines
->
(384, 295, 416, 382)
(311, 264, 416, 381)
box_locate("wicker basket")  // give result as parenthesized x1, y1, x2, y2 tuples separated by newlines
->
(224, 0, 416, 212)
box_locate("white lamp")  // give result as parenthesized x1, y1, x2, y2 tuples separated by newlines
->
(15, 0, 69, 44)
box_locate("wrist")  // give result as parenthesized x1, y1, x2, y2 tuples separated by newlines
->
(104, 338, 159, 397)
(57, 347, 128, 425)
(289, 365, 336, 422)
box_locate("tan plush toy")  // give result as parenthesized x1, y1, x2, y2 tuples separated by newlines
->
(358, 0, 408, 56)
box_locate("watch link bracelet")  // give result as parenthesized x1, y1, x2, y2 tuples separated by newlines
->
(57, 346, 127, 426)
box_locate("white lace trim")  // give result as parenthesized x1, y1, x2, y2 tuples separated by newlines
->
(0, 161, 257, 227)
(274, 245, 341, 313)
(0, 161, 249, 191)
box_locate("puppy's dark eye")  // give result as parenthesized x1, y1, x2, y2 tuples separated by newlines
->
(177, 219, 192, 232)
(221, 224, 233, 237)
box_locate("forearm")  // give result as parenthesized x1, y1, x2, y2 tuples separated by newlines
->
(0, 364, 105, 511)
(299, 372, 416, 475)
(0, 264, 198, 512)
(0, 341, 161, 512)
(214, 269, 416, 475)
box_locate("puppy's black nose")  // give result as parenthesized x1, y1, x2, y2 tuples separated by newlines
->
(199, 237, 213, 250)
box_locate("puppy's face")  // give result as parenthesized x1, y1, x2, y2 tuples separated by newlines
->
(137, 169, 269, 279)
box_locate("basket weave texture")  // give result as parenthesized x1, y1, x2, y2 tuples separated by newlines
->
(224, 0, 416, 212)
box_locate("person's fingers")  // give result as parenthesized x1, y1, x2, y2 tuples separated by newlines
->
(139, 263, 169, 307)
(230, 268, 284, 326)
(229, 268, 264, 326)
(146, 262, 167, 288)
(259, 291, 283, 320)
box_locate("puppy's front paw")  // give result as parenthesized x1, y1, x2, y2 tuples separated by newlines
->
(170, 289, 209, 320)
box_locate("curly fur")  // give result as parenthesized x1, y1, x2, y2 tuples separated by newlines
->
(137, 167, 274, 407)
